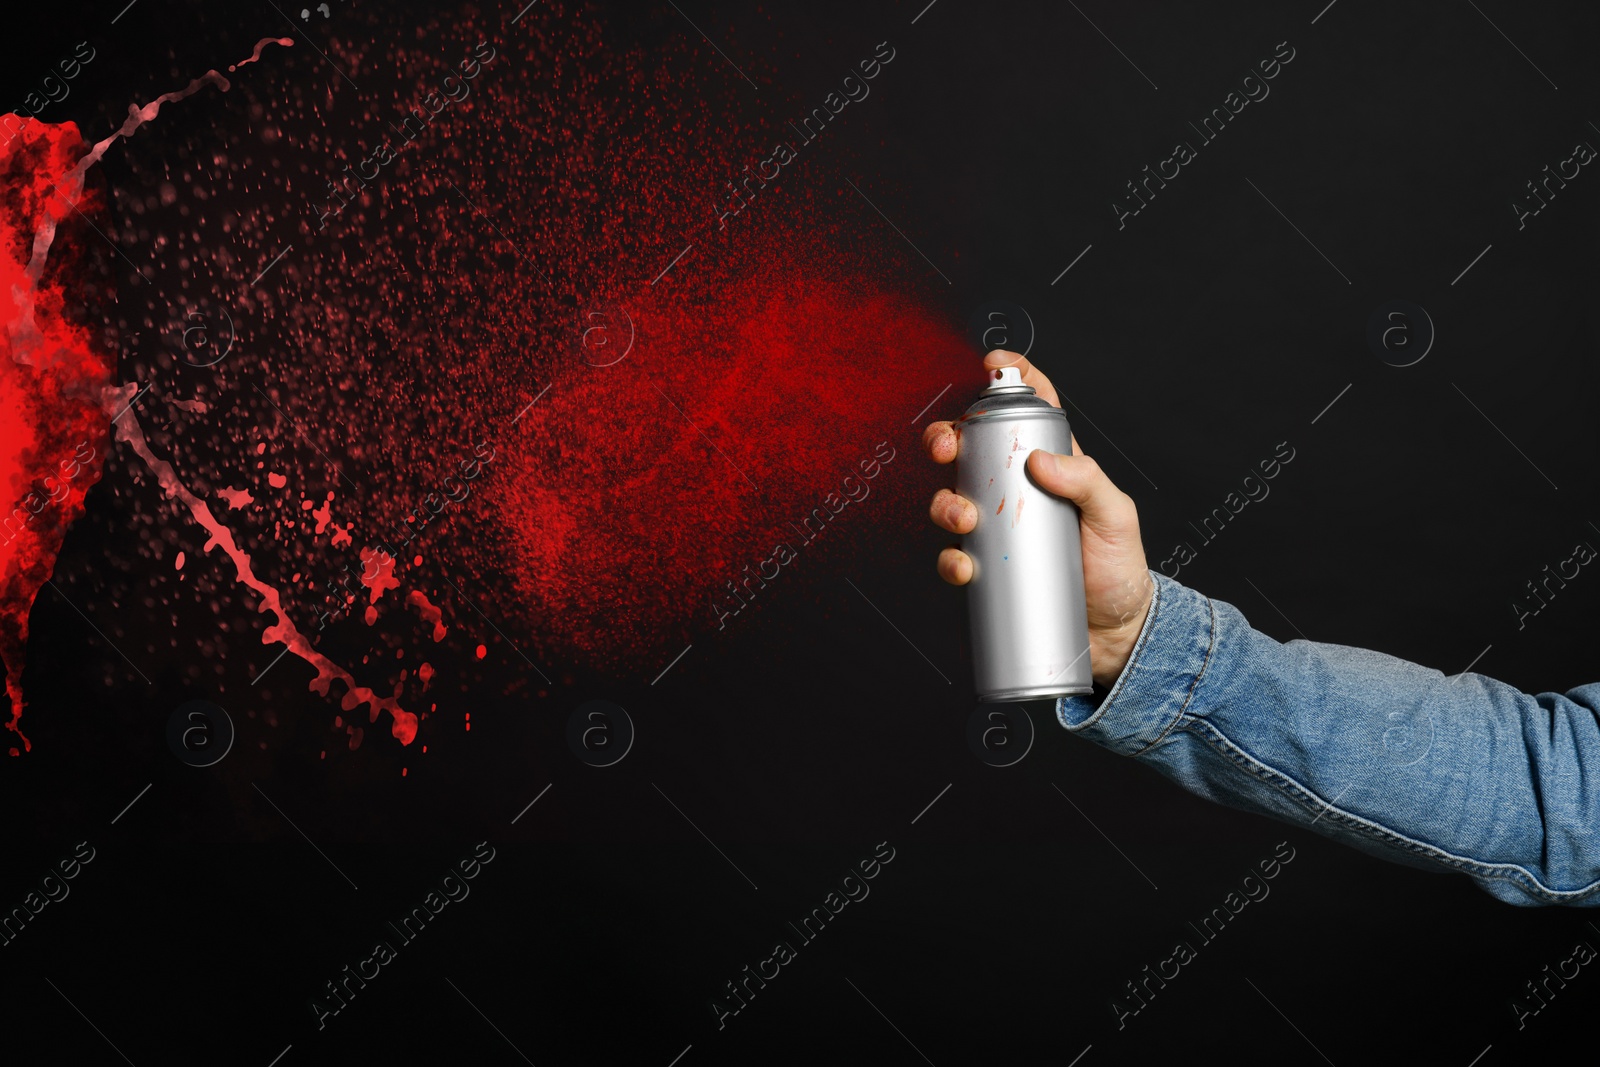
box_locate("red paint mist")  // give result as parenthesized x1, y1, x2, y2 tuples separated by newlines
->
(2, 5, 992, 754)
(0, 117, 113, 752)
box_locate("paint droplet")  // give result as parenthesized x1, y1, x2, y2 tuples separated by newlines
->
(267, 472, 287, 489)
(996, 495, 1005, 514)
(475, 644, 487, 659)
(174, 552, 185, 570)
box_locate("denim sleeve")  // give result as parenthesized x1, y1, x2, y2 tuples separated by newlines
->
(1056, 570, 1600, 907)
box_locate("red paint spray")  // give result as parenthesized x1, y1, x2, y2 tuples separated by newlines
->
(3, 5, 982, 755)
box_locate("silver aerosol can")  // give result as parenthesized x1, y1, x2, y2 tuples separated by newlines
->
(955, 366, 1093, 701)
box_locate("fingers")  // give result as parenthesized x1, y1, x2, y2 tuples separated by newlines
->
(983, 349, 1059, 408)
(937, 546, 973, 585)
(929, 488, 976, 534)
(923, 358, 1069, 464)
(921, 420, 959, 465)
(1024, 448, 1137, 534)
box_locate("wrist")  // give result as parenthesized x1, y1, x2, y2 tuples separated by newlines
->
(1091, 572, 1155, 687)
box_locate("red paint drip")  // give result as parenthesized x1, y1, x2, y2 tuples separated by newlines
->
(110, 405, 417, 744)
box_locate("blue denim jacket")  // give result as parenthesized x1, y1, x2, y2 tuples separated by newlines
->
(1056, 570, 1600, 906)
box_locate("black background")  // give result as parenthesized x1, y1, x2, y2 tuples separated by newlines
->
(3, 1, 1598, 1064)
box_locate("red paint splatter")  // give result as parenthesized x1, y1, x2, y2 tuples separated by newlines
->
(406, 590, 446, 642)
(996, 495, 1005, 515)
(111, 402, 418, 745)
(0, 117, 114, 751)
(360, 547, 399, 603)
(2, 6, 991, 754)
(312, 494, 334, 534)
(229, 36, 293, 72)
(0, 38, 430, 753)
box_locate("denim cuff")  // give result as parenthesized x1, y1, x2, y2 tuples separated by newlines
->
(1055, 569, 1216, 756)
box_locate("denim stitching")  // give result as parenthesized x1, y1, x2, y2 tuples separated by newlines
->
(1181, 717, 1600, 904)
(1061, 572, 1165, 733)
(1134, 594, 1218, 757)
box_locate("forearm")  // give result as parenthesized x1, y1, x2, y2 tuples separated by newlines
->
(1056, 570, 1600, 906)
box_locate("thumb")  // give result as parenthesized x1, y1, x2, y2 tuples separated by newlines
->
(1024, 448, 1137, 537)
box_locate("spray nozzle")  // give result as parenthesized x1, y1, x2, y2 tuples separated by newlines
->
(981, 365, 1033, 395)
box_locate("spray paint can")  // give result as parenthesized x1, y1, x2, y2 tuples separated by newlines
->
(955, 366, 1093, 701)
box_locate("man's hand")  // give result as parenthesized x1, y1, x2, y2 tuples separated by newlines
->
(924, 349, 1156, 689)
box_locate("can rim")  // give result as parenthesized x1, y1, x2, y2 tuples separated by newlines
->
(957, 402, 1066, 424)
